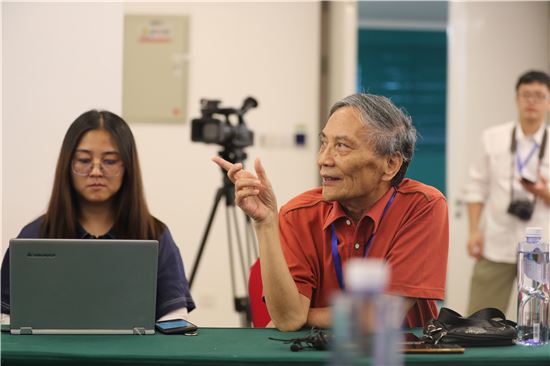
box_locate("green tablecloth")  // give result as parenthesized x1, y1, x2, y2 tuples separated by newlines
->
(1, 327, 549, 366)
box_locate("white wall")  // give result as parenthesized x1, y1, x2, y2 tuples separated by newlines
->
(5, 0, 549, 328)
(446, 1, 550, 320)
(2, 2, 320, 327)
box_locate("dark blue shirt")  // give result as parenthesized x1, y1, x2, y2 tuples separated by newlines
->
(1, 217, 195, 319)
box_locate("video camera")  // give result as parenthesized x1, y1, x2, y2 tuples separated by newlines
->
(191, 97, 257, 150)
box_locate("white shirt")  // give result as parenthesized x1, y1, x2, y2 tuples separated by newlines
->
(465, 121, 550, 263)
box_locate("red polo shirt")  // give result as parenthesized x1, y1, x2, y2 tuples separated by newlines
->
(278, 178, 449, 328)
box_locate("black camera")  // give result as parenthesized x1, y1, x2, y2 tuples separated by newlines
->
(507, 199, 535, 221)
(191, 97, 257, 149)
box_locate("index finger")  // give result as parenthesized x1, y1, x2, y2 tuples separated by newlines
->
(212, 156, 234, 172)
(254, 158, 270, 185)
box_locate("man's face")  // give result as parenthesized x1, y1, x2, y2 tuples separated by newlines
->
(516, 82, 550, 124)
(317, 107, 391, 209)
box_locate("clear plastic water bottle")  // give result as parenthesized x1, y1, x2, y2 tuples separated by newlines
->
(516, 227, 549, 346)
(330, 259, 403, 366)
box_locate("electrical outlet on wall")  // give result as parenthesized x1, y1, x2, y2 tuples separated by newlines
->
(259, 124, 308, 149)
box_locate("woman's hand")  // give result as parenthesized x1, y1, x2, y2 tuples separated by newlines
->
(212, 157, 278, 224)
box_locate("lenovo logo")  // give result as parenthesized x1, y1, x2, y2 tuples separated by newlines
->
(26, 252, 56, 258)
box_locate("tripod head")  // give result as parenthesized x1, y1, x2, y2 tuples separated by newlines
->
(218, 145, 248, 167)
(216, 144, 249, 207)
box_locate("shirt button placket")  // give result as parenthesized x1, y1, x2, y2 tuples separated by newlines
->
(344, 219, 359, 252)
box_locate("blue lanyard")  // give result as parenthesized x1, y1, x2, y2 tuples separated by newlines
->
(515, 141, 540, 174)
(331, 188, 397, 290)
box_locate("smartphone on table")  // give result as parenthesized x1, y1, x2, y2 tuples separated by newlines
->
(403, 343, 465, 354)
(155, 319, 198, 335)
(401, 332, 464, 354)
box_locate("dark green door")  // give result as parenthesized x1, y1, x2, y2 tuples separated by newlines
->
(358, 29, 447, 194)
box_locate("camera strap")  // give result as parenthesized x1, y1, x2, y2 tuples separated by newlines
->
(509, 125, 548, 204)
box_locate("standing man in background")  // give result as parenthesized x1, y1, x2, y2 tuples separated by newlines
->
(465, 70, 550, 315)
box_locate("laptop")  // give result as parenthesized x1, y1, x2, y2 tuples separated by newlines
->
(9, 238, 158, 335)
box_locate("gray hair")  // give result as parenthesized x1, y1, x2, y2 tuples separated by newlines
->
(329, 93, 417, 186)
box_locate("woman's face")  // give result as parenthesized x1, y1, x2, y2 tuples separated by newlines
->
(71, 129, 125, 207)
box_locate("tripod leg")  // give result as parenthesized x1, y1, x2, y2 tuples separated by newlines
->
(225, 204, 238, 307)
(225, 197, 252, 327)
(195, 168, 255, 325)
(189, 187, 224, 288)
(229, 206, 249, 290)
(226, 204, 253, 327)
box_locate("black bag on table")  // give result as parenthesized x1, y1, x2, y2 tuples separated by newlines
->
(423, 307, 517, 347)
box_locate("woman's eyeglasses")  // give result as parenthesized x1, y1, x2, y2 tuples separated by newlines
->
(71, 158, 123, 177)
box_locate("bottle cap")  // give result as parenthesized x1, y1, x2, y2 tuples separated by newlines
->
(525, 227, 543, 238)
(345, 258, 389, 292)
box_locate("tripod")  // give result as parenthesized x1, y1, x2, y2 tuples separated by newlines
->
(189, 147, 258, 327)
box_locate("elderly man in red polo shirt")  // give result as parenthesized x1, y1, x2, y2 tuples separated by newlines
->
(213, 93, 449, 331)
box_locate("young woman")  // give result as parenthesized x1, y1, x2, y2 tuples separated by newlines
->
(1, 110, 195, 320)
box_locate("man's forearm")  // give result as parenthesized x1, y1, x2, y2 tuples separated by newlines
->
(467, 202, 483, 233)
(255, 219, 309, 331)
(306, 297, 416, 330)
(307, 307, 331, 329)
